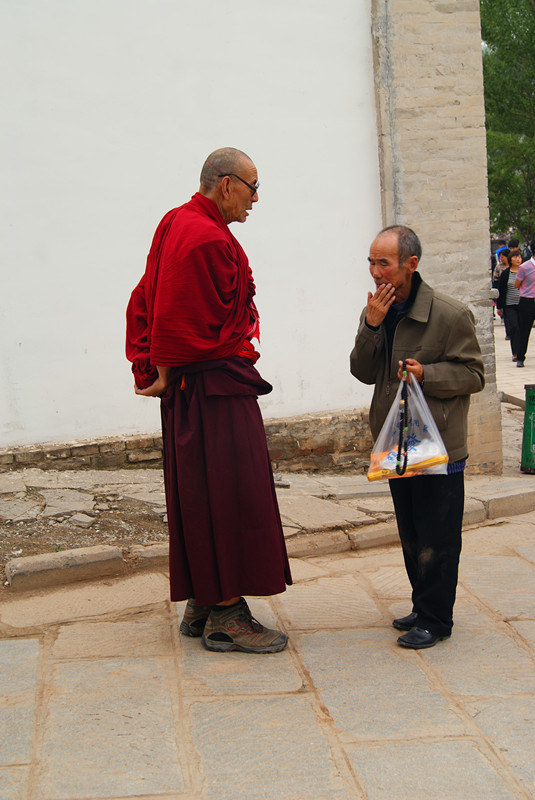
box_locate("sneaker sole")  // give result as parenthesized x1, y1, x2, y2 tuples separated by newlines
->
(201, 634, 288, 654)
(180, 620, 207, 637)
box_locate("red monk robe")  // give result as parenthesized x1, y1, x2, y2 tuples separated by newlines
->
(126, 193, 292, 604)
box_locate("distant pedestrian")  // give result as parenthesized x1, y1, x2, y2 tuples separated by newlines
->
(514, 250, 535, 367)
(493, 248, 510, 286)
(508, 237, 531, 262)
(496, 249, 522, 360)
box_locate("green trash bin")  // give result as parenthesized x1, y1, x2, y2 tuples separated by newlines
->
(521, 384, 535, 473)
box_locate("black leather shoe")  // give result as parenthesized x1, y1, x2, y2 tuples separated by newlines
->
(397, 626, 450, 649)
(392, 612, 418, 631)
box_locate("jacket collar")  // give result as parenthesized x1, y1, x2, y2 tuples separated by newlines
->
(405, 276, 433, 324)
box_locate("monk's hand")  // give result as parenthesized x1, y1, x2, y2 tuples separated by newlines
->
(366, 283, 396, 327)
(134, 379, 166, 398)
(397, 358, 424, 384)
(134, 366, 170, 397)
(134, 376, 167, 397)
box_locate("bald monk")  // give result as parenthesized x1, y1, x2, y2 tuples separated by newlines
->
(126, 148, 291, 654)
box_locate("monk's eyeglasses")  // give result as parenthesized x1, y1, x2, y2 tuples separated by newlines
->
(206, 159, 259, 197)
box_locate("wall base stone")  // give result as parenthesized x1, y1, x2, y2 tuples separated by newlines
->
(0, 409, 374, 474)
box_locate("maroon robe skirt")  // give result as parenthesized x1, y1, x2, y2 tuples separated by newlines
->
(160, 357, 292, 605)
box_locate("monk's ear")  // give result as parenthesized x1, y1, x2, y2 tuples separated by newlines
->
(220, 176, 232, 198)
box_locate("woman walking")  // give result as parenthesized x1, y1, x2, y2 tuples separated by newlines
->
(497, 249, 522, 361)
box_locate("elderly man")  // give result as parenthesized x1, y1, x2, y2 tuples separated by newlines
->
(126, 148, 292, 654)
(350, 226, 484, 649)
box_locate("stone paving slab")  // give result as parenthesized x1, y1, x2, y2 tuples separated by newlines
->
(462, 518, 535, 556)
(364, 563, 410, 599)
(189, 696, 351, 800)
(466, 697, 535, 796)
(0, 767, 31, 800)
(0, 572, 169, 629)
(39, 657, 184, 798)
(119, 486, 166, 506)
(273, 575, 382, 630)
(312, 549, 401, 573)
(39, 488, 95, 518)
(460, 554, 535, 620)
(510, 619, 535, 650)
(422, 604, 535, 697)
(345, 739, 517, 800)
(287, 556, 330, 582)
(514, 544, 535, 565)
(0, 473, 28, 493)
(0, 496, 43, 522)
(51, 613, 173, 660)
(9, 468, 164, 490)
(338, 495, 395, 514)
(308, 474, 391, 499)
(297, 628, 465, 741)
(277, 494, 373, 532)
(0, 638, 39, 765)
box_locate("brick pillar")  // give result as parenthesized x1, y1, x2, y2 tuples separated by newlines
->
(371, 0, 501, 472)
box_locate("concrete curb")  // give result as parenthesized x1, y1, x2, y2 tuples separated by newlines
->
(5, 482, 535, 592)
(5, 545, 125, 591)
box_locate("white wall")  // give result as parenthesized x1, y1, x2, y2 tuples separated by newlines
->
(0, 0, 381, 448)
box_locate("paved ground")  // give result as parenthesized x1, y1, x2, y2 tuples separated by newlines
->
(1, 317, 535, 799)
(1, 511, 534, 800)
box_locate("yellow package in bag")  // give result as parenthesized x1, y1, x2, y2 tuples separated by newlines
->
(367, 369, 448, 482)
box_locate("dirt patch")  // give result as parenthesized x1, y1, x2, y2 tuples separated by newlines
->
(0, 494, 168, 594)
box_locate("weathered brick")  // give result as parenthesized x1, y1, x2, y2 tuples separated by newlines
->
(127, 451, 162, 464)
(94, 453, 126, 468)
(45, 447, 71, 460)
(14, 450, 45, 465)
(125, 436, 156, 451)
(70, 443, 99, 456)
(98, 440, 126, 454)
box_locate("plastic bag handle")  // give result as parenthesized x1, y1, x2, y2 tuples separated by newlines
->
(396, 360, 408, 475)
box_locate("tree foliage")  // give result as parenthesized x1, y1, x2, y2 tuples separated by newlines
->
(480, 0, 535, 240)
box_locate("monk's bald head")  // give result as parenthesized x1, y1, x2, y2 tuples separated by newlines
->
(200, 148, 253, 191)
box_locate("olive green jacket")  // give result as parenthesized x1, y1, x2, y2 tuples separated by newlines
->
(350, 278, 485, 464)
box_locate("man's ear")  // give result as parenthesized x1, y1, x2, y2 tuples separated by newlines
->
(406, 255, 419, 274)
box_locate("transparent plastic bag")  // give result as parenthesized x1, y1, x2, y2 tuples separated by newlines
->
(367, 370, 448, 482)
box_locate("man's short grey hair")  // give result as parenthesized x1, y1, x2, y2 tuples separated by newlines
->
(379, 225, 422, 264)
(200, 147, 252, 190)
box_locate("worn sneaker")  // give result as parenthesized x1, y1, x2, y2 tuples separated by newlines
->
(179, 598, 211, 637)
(201, 598, 288, 654)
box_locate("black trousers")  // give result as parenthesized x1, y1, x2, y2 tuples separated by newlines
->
(389, 472, 464, 636)
(517, 297, 535, 362)
(503, 304, 520, 358)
